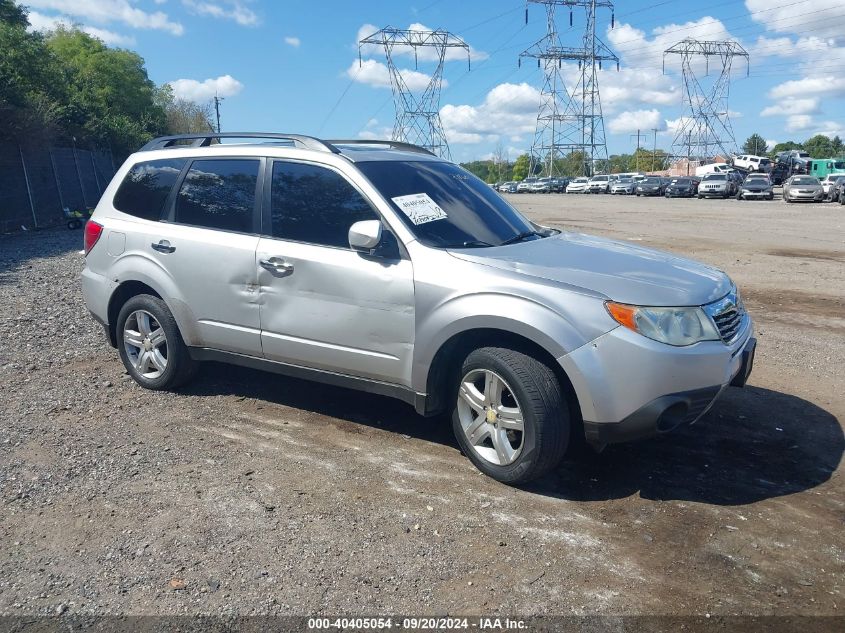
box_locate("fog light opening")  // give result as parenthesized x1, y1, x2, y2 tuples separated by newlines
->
(656, 402, 689, 433)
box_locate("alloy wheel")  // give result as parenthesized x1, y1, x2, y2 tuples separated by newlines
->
(457, 369, 525, 466)
(123, 309, 168, 379)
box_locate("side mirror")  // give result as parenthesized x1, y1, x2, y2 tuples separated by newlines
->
(348, 220, 383, 252)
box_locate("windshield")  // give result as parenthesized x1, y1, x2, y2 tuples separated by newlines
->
(358, 160, 543, 249)
(573, 177, 588, 183)
(642, 177, 661, 184)
(672, 178, 692, 185)
(746, 175, 769, 182)
(616, 177, 632, 183)
(791, 177, 819, 185)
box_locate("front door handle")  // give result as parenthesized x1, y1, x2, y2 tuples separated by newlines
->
(259, 257, 294, 276)
(151, 240, 175, 254)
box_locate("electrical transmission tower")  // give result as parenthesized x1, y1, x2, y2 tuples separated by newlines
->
(359, 28, 470, 159)
(663, 38, 749, 165)
(520, 0, 618, 177)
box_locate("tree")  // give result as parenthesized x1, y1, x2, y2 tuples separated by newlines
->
(803, 134, 833, 158)
(770, 140, 803, 157)
(742, 133, 768, 156)
(832, 135, 843, 156)
(512, 154, 531, 181)
(46, 27, 167, 155)
(156, 84, 215, 134)
(0, 0, 28, 28)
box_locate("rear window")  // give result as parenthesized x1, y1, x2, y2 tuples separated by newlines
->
(113, 158, 186, 221)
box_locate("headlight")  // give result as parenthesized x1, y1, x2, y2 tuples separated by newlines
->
(605, 302, 721, 346)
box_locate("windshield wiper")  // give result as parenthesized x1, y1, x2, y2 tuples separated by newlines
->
(500, 230, 544, 246)
(446, 239, 494, 248)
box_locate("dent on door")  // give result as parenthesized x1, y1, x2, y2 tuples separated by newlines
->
(256, 240, 415, 385)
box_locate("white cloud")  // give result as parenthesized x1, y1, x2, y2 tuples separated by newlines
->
(27, 10, 136, 46)
(284, 36, 300, 48)
(607, 109, 666, 134)
(786, 115, 814, 132)
(760, 98, 820, 117)
(439, 82, 541, 145)
(745, 0, 845, 40)
(168, 74, 244, 102)
(346, 59, 436, 91)
(600, 67, 680, 113)
(181, 0, 258, 26)
(769, 76, 843, 100)
(24, 0, 183, 35)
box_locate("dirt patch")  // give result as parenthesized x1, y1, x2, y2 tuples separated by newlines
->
(766, 248, 845, 263)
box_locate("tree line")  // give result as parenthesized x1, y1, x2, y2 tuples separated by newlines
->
(0, 0, 214, 158)
(741, 132, 845, 160)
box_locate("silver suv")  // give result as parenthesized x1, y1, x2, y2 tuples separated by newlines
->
(82, 133, 756, 484)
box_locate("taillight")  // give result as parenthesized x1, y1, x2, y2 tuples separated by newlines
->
(84, 221, 103, 255)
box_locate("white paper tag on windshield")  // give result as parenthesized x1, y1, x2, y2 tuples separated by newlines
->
(391, 193, 447, 225)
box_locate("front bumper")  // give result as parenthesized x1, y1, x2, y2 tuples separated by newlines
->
(666, 189, 694, 197)
(559, 321, 755, 445)
(740, 190, 773, 198)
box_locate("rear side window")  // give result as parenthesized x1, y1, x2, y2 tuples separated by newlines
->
(175, 159, 259, 233)
(113, 158, 186, 221)
(269, 161, 378, 248)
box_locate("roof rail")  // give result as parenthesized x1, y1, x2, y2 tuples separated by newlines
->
(139, 133, 340, 153)
(326, 139, 437, 157)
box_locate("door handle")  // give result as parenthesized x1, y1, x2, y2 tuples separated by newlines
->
(151, 240, 176, 254)
(259, 257, 294, 276)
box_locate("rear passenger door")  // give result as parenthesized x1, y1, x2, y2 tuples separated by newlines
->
(256, 159, 415, 386)
(148, 157, 264, 356)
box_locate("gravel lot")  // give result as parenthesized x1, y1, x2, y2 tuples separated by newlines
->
(1, 194, 843, 619)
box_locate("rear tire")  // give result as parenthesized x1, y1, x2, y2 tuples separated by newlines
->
(116, 294, 198, 390)
(452, 347, 568, 485)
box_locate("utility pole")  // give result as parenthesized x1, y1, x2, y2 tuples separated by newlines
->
(651, 128, 659, 172)
(520, 0, 618, 177)
(213, 93, 223, 133)
(630, 129, 644, 171)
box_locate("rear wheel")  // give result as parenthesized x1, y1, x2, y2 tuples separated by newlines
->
(116, 294, 198, 390)
(452, 347, 568, 485)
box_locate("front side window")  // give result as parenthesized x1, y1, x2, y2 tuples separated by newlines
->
(113, 158, 186, 221)
(270, 161, 379, 248)
(174, 159, 259, 232)
(357, 160, 541, 248)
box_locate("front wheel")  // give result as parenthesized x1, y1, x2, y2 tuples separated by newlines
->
(452, 347, 569, 485)
(116, 294, 198, 390)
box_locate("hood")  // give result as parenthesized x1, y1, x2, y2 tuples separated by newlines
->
(448, 232, 731, 306)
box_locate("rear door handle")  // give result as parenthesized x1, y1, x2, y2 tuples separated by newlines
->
(151, 240, 175, 254)
(259, 257, 294, 276)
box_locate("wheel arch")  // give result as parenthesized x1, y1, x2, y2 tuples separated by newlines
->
(420, 327, 584, 446)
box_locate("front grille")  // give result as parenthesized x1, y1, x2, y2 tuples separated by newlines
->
(703, 290, 747, 343)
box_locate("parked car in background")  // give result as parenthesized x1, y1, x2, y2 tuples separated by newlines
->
(828, 175, 845, 203)
(732, 155, 772, 173)
(783, 175, 824, 203)
(498, 181, 518, 193)
(698, 173, 738, 198)
(819, 174, 840, 199)
(550, 177, 569, 192)
(635, 176, 667, 196)
(528, 177, 553, 193)
(664, 177, 699, 198)
(516, 178, 538, 193)
(736, 174, 774, 200)
(566, 177, 590, 193)
(695, 163, 732, 178)
(770, 163, 789, 185)
(587, 174, 611, 193)
(610, 177, 636, 195)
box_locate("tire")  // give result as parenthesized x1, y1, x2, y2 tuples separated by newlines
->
(452, 347, 568, 485)
(116, 294, 198, 390)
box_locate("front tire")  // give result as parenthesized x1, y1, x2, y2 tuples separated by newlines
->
(116, 294, 198, 390)
(452, 347, 568, 485)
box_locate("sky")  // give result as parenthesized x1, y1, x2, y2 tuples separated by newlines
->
(22, 0, 845, 163)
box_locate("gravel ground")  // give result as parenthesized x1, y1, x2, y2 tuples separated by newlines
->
(0, 194, 843, 619)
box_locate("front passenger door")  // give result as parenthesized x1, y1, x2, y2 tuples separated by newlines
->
(256, 160, 415, 386)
